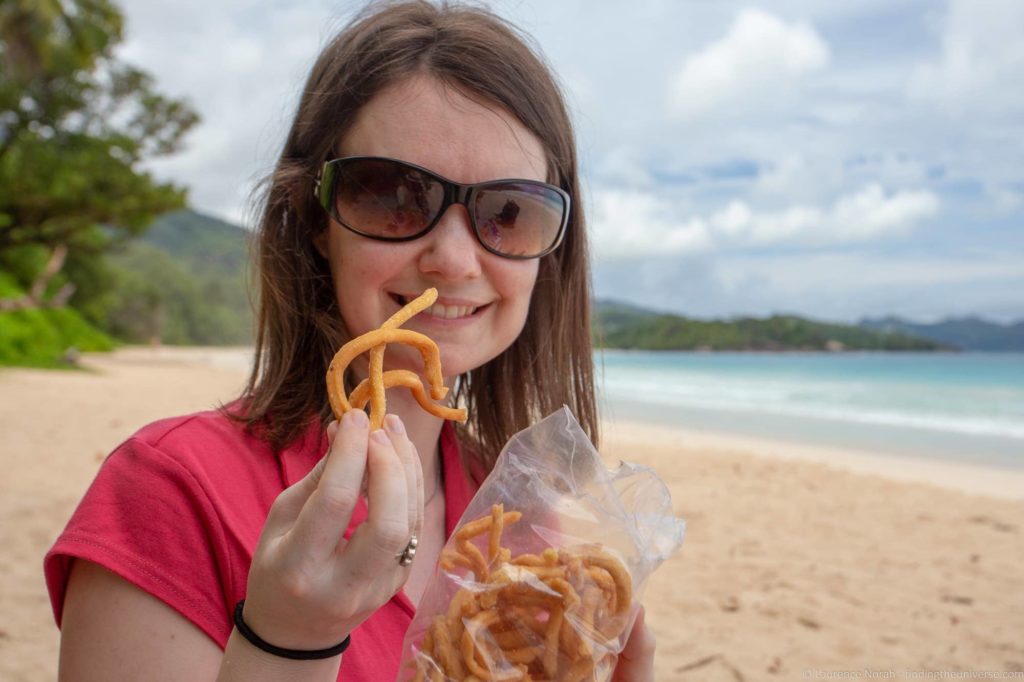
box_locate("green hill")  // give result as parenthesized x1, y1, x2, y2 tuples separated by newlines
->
(860, 315, 1024, 351)
(593, 300, 948, 351)
(103, 209, 254, 345)
(137, 209, 251, 274)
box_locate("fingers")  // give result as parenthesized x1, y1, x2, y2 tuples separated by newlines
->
(384, 414, 424, 547)
(286, 409, 370, 556)
(270, 409, 424, 596)
(616, 606, 656, 681)
(344, 422, 415, 576)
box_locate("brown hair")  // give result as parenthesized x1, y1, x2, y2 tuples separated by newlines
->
(235, 0, 597, 475)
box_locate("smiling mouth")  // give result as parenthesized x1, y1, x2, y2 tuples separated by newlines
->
(391, 293, 486, 320)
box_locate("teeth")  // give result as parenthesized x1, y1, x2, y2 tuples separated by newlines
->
(391, 294, 481, 319)
(425, 303, 478, 319)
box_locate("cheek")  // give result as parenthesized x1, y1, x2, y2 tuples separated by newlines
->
(329, 240, 396, 333)
(499, 262, 540, 329)
(333, 234, 377, 282)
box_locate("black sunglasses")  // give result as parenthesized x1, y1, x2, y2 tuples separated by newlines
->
(315, 156, 570, 259)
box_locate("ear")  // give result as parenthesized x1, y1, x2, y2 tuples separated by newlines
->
(312, 227, 330, 260)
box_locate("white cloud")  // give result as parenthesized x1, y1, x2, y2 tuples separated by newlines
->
(726, 183, 940, 245)
(589, 190, 713, 260)
(909, 0, 1024, 116)
(829, 184, 940, 241)
(724, 252, 1023, 294)
(591, 183, 940, 259)
(670, 8, 829, 120)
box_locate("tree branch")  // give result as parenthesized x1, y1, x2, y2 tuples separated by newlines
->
(0, 243, 73, 311)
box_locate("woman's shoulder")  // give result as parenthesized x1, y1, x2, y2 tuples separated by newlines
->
(111, 405, 284, 490)
(113, 404, 327, 496)
(130, 405, 256, 452)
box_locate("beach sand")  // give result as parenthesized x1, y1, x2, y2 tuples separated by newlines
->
(2, 347, 1022, 681)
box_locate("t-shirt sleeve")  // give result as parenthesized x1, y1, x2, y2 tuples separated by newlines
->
(44, 436, 236, 648)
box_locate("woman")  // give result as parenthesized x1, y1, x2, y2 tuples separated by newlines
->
(46, 2, 655, 680)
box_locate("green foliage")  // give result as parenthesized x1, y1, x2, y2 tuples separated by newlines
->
(0, 0, 199, 303)
(0, 243, 49, 290)
(0, 208, 254, 355)
(0, 272, 115, 366)
(593, 300, 947, 351)
(0, 129, 188, 253)
(0, 269, 20, 297)
(62, 240, 120, 325)
(99, 209, 253, 345)
(104, 243, 251, 345)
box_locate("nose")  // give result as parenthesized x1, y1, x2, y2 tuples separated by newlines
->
(417, 205, 484, 281)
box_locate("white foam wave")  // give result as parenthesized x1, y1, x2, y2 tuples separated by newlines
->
(601, 372, 1024, 440)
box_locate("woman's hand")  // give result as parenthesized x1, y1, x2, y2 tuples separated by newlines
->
(611, 606, 656, 682)
(240, 409, 424, 650)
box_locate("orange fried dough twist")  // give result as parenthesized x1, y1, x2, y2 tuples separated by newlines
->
(414, 504, 633, 682)
(325, 288, 468, 429)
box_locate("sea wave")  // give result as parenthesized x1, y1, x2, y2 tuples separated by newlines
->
(600, 373, 1024, 441)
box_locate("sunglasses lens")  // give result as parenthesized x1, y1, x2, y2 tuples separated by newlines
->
(334, 159, 443, 238)
(474, 183, 566, 257)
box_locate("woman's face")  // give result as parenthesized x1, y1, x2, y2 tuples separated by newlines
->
(316, 75, 548, 381)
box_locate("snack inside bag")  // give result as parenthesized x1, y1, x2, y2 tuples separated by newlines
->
(400, 407, 686, 681)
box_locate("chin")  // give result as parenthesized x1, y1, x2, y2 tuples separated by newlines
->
(437, 352, 475, 380)
(441, 348, 507, 381)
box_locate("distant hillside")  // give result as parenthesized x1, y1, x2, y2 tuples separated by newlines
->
(594, 300, 948, 351)
(590, 300, 660, 335)
(139, 209, 251, 273)
(103, 209, 253, 345)
(860, 316, 1024, 351)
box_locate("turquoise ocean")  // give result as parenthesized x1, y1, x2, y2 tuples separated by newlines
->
(595, 351, 1024, 469)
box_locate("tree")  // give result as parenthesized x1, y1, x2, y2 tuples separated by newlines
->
(0, 0, 198, 309)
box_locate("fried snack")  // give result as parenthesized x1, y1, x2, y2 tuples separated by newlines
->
(414, 504, 633, 682)
(325, 288, 468, 429)
(349, 370, 468, 423)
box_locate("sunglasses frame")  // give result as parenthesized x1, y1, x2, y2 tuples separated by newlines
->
(315, 156, 570, 260)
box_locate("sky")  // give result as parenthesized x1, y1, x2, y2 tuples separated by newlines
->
(117, 0, 1024, 323)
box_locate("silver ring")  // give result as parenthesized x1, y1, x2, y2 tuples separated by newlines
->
(397, 535, 418, 567)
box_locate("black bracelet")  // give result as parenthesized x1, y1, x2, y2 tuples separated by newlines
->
(233, 600, 351, 660)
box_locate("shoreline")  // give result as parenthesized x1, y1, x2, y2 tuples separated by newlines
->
(602, 417, 1024, 501)
(596, 349, 1024, 470)
(82, 346, 1024, 498)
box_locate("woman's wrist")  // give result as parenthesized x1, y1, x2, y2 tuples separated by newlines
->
(233, 600, 351, 660)
(218, 629, 344, 682)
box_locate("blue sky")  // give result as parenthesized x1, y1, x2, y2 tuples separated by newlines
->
(119, 0, 1023, 323)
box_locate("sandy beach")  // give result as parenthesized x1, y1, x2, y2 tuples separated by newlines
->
(2, 347, 1022, 681)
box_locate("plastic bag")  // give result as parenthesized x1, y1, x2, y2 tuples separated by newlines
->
(399, 407, 686, 681)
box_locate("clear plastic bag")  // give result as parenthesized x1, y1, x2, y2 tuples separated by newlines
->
(399, 407, 686, 681)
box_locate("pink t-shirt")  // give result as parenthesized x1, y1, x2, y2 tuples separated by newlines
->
(45, 409, 478, 681)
